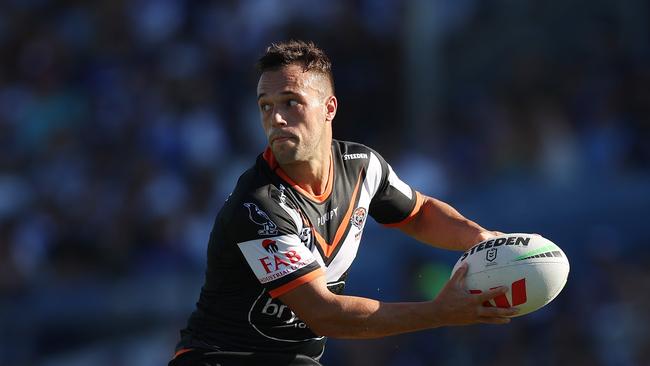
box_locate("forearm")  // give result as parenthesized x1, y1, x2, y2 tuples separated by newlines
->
(310, 295, 439, 339)
(280, 269, 516, 340)
(280, 276, 444, 339)
(401, 195, 493, 251)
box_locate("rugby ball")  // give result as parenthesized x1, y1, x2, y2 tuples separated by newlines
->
(451, 233, 569, 317)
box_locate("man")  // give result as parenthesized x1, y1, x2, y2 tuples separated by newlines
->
(170, 40, 517, 366)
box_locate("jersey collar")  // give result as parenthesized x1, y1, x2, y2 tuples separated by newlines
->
(262, 146, 334, 204)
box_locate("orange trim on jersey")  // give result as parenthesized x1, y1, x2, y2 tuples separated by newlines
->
(262, 147, 334, 203)
(269, 268, 324, 298)
(312, 170, 363, 258)
(173, 348, 193, 359)
(312, 230, 329, 255)
(262, 147, 275, 167)
(383, 191, 425, 228)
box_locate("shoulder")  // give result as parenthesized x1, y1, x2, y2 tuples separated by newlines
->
(333, 139, 389, 181)
(333, 139, 389, 165)
(334, 139, 374, 159)
(220, 160, 301, 242)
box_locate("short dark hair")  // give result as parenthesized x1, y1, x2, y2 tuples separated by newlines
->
(257, 40, 335, 94)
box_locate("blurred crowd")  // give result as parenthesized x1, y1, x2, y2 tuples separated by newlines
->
(0, 0, 648, 365)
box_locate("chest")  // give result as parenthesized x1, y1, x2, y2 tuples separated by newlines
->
(287, 167, 375, 270)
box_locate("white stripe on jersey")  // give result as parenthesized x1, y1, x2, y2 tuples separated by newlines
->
(387, 163, 413, 200)
(325, 152, 384, 282)
(277, 200, 327, 269)
(277, 201, 302, 232)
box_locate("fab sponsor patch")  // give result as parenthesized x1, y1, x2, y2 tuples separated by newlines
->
(238, 234, 317, 284)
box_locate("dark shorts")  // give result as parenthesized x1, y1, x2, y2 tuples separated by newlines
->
(168, 348, 323, 366)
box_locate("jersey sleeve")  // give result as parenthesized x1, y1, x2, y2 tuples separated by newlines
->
(229, 197, 322, 298)
(368, 151, 424, 227)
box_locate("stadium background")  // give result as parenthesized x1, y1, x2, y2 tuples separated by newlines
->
(1, 0, 649, 365)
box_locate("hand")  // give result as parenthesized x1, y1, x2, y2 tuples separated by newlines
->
(475, 230, 505, 243)
(430, 262, 518, 326)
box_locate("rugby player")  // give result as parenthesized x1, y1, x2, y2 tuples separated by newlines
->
(169, 40, 517, 366)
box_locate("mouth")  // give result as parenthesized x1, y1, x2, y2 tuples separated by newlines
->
(270, 134, 296, 145)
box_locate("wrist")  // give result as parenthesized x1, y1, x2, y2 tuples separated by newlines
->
(466, 230, 503, 250)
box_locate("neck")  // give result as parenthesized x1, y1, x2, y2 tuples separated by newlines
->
(281, 155, 331, 196)
(264, 142, 333, 199)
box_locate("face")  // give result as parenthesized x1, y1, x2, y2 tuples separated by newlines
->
(257, 64, 336, 165)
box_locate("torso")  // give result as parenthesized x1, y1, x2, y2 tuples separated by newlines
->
(177, 140, 420, 358)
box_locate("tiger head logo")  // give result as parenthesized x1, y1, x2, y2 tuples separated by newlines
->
(350, 207, 367, 230)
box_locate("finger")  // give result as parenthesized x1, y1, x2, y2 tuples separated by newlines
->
(451, 262, 468, 284)
(478, 316, 511, 325)
(478, 306, 520, 318)
(477, 286, 508, 302)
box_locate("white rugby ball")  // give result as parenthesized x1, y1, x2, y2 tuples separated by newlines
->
(451, 233, 569, 317)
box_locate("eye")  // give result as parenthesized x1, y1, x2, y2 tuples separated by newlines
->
(287, 99, 299, 107)
(260, 104, 272, 112)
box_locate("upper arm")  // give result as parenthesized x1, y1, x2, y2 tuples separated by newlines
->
(278, 273, 337, 335)
(396, 194, 430, 237)
(367, 150, 424, 227)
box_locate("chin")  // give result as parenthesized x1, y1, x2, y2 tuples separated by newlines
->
(272, 146, 299, 165)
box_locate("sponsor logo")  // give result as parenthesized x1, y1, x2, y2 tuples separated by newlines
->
(350, 207, 367, 230)
(262, 239, 278, 253)
(260, 297, 305, 327)
(459, 236, 530, 261)
(243, 202, 279, 236)
(238, 235, 316, 283)
(486, 248, 497, 262)
(469, 278, 527, 308)
(343, 153, 368, 160)
(258, 250, 304, 277)
(249, 291, 322, 342)
(317, 207, 339, 226)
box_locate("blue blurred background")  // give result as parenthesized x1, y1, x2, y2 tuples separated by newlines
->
(1, 0, 649, 365)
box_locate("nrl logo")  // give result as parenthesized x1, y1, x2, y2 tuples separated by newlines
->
(243, 202, 279, 236)
(486, 248, 498, 262)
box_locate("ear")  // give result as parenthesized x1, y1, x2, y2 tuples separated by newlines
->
(325, 95, 337, 122)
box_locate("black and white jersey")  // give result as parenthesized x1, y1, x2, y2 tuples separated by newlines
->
(176, 139, 423, 359)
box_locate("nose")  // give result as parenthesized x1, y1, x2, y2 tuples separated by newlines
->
(271, 109, 287, 126)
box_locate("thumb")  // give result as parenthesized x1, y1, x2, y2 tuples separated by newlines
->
(451, 262, 468, 284)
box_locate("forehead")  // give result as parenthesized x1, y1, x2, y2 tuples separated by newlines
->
(257, 64, 325, 97)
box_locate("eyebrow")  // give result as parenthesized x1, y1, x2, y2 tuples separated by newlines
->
(257, 91, 300, 100)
